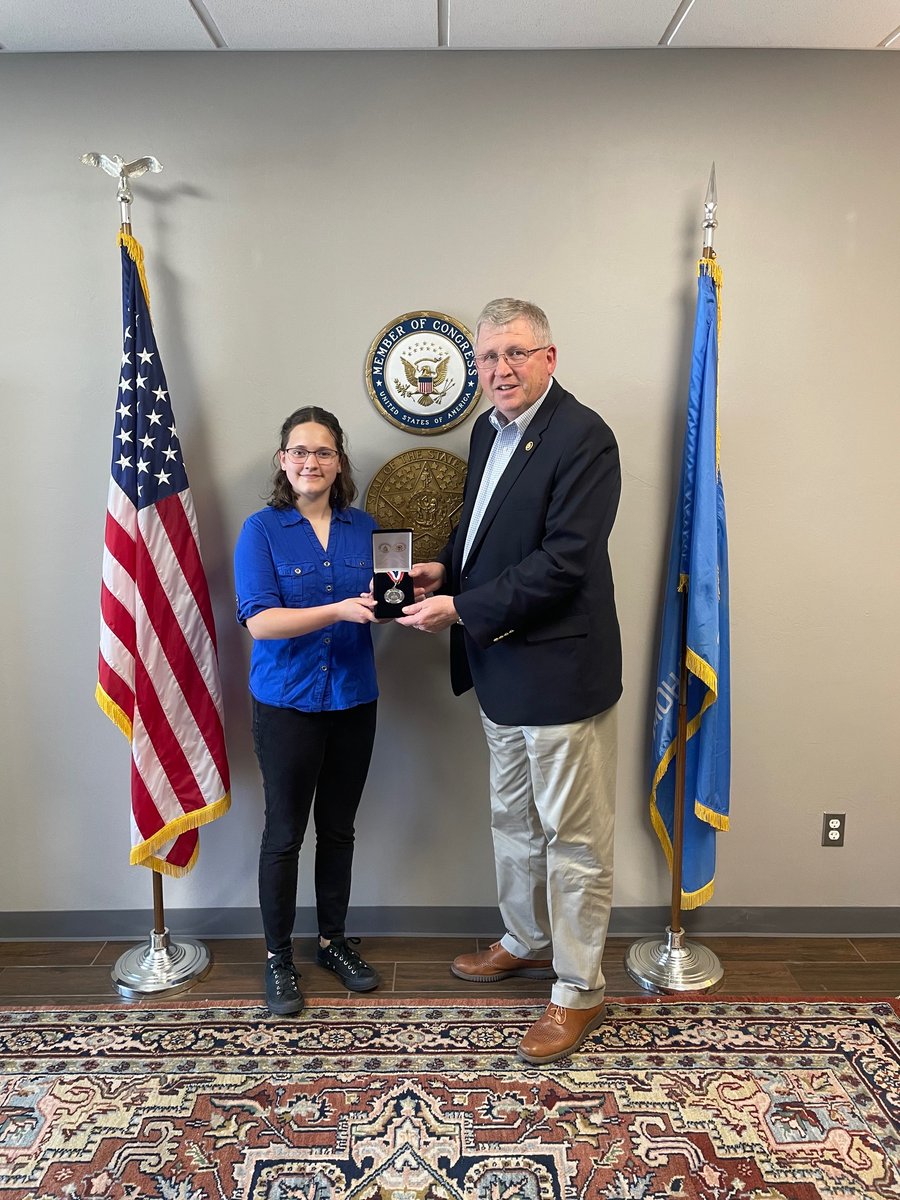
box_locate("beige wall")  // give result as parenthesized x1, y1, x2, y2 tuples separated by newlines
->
(1, 49, 897, 928)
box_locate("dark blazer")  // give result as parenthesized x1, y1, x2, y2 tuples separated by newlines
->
(438, 379, 622, 726)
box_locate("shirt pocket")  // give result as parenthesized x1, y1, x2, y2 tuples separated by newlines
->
(277, 561, 317, 604)
(344, 554, 373, 594)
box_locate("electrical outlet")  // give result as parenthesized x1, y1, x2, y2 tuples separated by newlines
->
(822, 813, 845, 847)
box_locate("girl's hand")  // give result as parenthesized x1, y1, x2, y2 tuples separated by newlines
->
(336, 594, 377, 624)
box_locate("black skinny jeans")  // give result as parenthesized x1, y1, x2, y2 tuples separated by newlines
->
(252, 697, 377, 954)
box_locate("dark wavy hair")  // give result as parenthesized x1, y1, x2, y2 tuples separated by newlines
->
(266, 406, 358, 511)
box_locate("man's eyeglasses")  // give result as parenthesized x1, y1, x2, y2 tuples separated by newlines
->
(282, 447, 339, 464)
(474, 346, 550, 369)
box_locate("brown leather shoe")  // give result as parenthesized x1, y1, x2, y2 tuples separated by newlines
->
(450, 941, 556, 982)
(517, 1001, 607, 1064)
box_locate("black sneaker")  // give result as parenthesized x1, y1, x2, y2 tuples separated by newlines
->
(317, 936, 380, 992)
(265, 952, 304, 1016)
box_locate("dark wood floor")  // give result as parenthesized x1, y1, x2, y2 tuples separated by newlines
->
(0, 935, 898, 1006)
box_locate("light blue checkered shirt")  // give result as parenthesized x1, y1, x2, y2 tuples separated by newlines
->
(461, 384, 552, 566)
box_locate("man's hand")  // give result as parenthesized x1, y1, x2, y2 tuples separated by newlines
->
(409, 561, 447, 599)
(396, 594, 459, 633)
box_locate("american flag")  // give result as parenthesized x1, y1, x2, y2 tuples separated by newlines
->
(96, 233, 230, 875)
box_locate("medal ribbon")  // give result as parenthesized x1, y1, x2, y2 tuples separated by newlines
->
(387, 569, 406, 583)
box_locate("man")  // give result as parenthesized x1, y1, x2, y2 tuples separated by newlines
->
(398, 298, 622, 1064)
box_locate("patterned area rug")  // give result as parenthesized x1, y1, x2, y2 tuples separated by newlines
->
(0, 997, 898, 1199)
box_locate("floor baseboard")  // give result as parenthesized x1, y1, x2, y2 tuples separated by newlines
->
(0, 906, 896, 940)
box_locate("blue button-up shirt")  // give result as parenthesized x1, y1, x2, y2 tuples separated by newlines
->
(234, 504, 378, 712)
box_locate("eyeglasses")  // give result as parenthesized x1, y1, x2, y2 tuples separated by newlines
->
(474, 346, 550, 369)
(282, 447, 339, 464)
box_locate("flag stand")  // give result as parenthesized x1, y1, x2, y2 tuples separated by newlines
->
(111, 870, 211, 998)
(84, 151, 214, 999)
(625, 590, 724, 993)
(625, 164, 725, 994)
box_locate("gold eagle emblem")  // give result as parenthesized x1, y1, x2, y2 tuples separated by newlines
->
(399, 356, 451, 406)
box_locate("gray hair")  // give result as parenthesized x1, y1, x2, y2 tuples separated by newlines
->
(475, 298, 553, 347)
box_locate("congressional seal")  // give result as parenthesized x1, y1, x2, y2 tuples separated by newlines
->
(365, 448, 468, 562)
(365, 311, 481, 434)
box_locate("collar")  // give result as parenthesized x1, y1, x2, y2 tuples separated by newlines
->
(273, 503, 350, 526)
(489, 377, 554, 433)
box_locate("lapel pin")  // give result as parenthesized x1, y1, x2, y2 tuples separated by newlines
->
(525, 441, 534, 452)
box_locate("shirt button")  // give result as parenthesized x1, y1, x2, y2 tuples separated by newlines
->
(325, 585, 333, 592)
(321, 664, 328, 672)
(294, 568, 302, 575)
(323, 636, 331, 644)
(323, 560, 331, 567)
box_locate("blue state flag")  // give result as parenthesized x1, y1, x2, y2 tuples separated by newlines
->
(650, 260, 730, 908)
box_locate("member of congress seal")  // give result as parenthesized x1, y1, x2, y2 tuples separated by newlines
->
(365, 312, 481, 434)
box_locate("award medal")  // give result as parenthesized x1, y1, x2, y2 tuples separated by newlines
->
(383, 570, 406, 606)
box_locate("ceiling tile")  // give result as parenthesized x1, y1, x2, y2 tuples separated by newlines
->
(0, 0, 215, 51)
(448, 0, 678, 49)
(672, 0, 900, 49)
(206, 0, 438, 50)
(1, 0, 895, 53)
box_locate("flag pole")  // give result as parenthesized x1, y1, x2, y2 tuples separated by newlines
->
(84, 151, 212, 998)
(624, 164, 725, 994)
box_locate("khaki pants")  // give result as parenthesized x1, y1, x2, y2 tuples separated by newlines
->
(479, 704, 618, 1009)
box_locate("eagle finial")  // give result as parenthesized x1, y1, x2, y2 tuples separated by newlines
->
(81, 152, 163, 203)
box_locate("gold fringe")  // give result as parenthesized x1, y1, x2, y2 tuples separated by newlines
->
(685, 647, 718, 696)
(649, 800, 717, 908)
(696, 801, 730, 832)
(143, 845, 200, 878)
(681, 877, 716, 909)
(684, 688, 716, 743)
(649, 799, 675, 870)
(649, 737, 679, 809)
(698, 254, 724, 473)
(117, 230, 152, 311)
(648, 665, 726, 905)
(650, 668, 718, 806)
(129, 791, 232, 873)
(650, 692, 722, 825)
(95, 683, 133, 741)
(698, 254, 723, 291)
(99, 678, 231, 874)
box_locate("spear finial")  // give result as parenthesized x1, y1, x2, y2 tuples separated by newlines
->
(702, 162, 717, 257)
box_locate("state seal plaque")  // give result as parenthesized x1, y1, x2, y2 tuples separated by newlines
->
(365, 448, 468, 563)
(365, 311, 481, 434)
